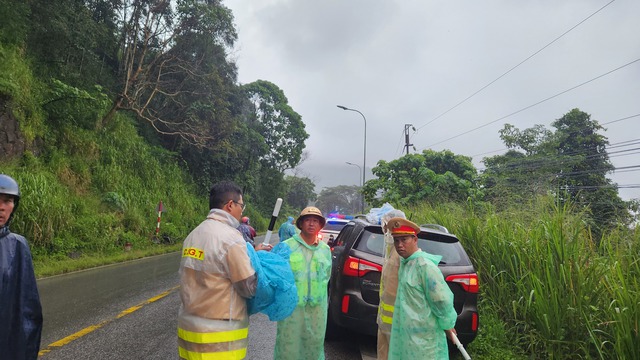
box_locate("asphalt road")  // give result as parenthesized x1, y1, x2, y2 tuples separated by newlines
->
(36, 234, 377, 359)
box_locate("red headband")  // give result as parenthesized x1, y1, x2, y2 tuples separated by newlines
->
(391, 225, 417, 236)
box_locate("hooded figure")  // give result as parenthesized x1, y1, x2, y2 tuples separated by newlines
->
(277, 216, 297, 241)
(387, 218, 458, 360)
(0, 174, 43, 360)
(272, 207, 331, 360)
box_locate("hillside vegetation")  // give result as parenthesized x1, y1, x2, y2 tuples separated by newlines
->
(0, 0, 317, 274)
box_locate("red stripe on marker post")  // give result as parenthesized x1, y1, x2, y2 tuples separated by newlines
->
(155, 200, 164, 236)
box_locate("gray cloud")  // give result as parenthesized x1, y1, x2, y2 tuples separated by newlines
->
(226, 0, 640, 200)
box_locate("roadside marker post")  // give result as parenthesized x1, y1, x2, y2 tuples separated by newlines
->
(156, 200, 164, 236)
(263, 198, 283, 246)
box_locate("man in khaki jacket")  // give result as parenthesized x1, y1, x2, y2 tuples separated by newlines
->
(178, 181, 271, 360)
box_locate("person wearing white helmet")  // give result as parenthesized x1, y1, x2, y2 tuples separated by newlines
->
(0, 174, 43, 360)
(273, 206, 332, 360)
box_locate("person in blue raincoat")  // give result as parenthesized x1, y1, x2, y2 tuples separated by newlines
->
(0, 174, 43, 360)
(277, 216, 297, 241)
(273, 207, 332, 360)
(387, 217, 458, 360)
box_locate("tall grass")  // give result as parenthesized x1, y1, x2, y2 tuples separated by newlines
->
(2, 111, 205, 266)
(409, 197, 639, 359)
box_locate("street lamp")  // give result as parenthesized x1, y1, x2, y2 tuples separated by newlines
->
(345, 162, 363, 213)
(337, 104, 367, 212)
(345, 161, 361, 182)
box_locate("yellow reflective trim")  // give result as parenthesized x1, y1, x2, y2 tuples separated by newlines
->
(178, 328, 248, 344)
(183, 247, 205, 260)
(380, 301, 394, 312)
(179, 346, 247, 360)
(381, 314, 393, 324)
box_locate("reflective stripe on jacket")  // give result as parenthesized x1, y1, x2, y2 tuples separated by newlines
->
(178, 210, 254, 359)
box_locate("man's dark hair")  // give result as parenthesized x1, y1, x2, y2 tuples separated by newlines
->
(209, 181, 243, 210)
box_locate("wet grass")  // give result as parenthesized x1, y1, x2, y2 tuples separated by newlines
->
(34, 243, 182, 278)
(408, 197, 639, 359)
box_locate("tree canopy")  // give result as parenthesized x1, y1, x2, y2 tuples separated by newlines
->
(363, 149, 480, 207)
(481, 108, 630, 233)
(0, 0, 311, 215)
(315, 185, 362, 215)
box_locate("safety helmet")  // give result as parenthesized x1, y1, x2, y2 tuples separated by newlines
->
(0, 174, 20, 224)
(296, 206, 326, 229)
(241, 216, 250, 224)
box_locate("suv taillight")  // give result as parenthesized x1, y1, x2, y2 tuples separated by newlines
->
(343, 256, 382, 277)
(446, 273, 479, 293)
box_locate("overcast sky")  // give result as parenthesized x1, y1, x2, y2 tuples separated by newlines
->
(224, 0, 640, 201)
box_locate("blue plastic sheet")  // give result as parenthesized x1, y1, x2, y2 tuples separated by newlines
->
(246, 242, 298, 321)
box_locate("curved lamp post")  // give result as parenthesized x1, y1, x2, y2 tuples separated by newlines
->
(345, 161, 362, 182)
(345, 162, 363, 213)
(337, 104, 367, 212)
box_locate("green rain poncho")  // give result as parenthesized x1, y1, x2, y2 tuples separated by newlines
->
(273, 235, 332, 360)
(388, 250, 457, 360)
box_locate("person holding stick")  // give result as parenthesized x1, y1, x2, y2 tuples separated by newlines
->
(273, 207, 331, 360)
(387, 217, 458, 360)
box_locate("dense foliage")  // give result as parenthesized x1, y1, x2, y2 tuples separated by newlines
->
(315, 185, 362, 215)
(0, 0, 314, 260)
(363, 149, 481, 207)
(408, 198, 639, 360)
(481, 109, 631, 236)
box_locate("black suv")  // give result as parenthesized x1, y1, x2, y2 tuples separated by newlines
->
(327, 219, 478, 345)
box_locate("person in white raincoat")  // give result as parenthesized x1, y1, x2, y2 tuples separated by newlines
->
(273, 207, 332, 360)
(387, 217, 458, 360)
(177, 181, 271, 360)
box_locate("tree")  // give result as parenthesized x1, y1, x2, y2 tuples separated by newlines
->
(481, 108, 630, 234)
(362, 150, 479, 207)
(24, 0, 120, 87)
(240, 80, 308, 171)
(101, 0, 238, 147)
(283, 175, 316, 210)
(315, 185, 361, 215)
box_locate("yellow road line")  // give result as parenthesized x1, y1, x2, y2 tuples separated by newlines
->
(38, 285, 180, 356)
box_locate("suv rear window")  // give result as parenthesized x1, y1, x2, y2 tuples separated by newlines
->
(354, 228, 469, 266)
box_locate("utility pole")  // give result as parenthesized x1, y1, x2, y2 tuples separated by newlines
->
(404, 124, 416, 155)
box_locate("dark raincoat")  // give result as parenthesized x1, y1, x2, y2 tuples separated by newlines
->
(0, 226, 43, 360)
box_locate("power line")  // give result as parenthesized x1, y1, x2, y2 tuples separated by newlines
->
(414, 0, 616, 132)
(601, 113, 640, 125)
(476, 138, 640, 173)
(468, 113, 640, 158)
(557, 164, 640, 177)
(394, 128, 408, 158)
(426, 57, 640, 148)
